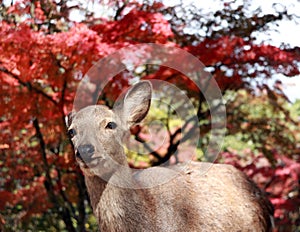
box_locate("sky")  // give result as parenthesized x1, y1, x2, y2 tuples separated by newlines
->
(164, 0, 300, 47)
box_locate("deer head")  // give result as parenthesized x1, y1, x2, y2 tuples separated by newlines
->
(66, 81, 152, 177)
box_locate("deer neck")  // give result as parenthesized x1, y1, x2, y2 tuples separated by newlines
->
(84, 151, 134, 212)
(84, 174, 107, 211)
(94, 168, 155, 231)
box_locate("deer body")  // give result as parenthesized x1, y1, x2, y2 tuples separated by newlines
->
(67, 81, 273, 232)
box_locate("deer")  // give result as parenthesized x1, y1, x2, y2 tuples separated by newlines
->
(66, 81, 274, 232)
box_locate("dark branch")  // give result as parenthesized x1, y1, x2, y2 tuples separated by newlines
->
(134, 134, 163, 161)
(33, 117, 76, 232)
(0, 66, 58, 106)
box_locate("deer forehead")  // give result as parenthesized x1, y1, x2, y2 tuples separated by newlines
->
(72, 105, 116, 127)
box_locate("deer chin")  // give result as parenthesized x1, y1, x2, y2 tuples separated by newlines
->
(78, 154, 119, 174)
(76, 155, 102, 169)
(77, 157, 110, 179)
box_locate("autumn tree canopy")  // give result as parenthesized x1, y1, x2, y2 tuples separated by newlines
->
(0, 0, 299, 231)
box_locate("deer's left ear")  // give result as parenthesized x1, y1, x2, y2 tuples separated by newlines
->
(115, 81, 152, 128)
(65, 111, 76, 128)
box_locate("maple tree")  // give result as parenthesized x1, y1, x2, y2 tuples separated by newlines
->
(0, 0, 299, 231)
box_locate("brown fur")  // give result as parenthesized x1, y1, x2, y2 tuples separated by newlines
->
(67, 81, 274, 231)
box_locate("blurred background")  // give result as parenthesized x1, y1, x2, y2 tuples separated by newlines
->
(0, 0, 299, 231)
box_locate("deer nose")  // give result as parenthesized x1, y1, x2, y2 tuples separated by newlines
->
(76, 144, 95, 161)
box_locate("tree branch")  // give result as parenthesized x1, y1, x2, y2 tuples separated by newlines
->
(33, 117, 76, 232)
(0, 66, 58, 106)
(134, 134, 163, 161)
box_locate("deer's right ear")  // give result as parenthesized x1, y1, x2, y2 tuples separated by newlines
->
(65, 111, 76, 128)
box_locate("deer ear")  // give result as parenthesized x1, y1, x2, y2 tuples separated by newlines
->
(65, 111, 76, 128)
(120, 81, 152, 127)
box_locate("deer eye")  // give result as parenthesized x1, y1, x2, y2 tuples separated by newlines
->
(105, 122, 117, 130)
(68, 129, 77, 138)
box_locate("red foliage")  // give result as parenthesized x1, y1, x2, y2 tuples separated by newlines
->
(91, 9, 173, 44)
(220, 150, 300, 229)
(187, 36, 300, 90)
